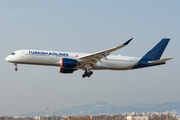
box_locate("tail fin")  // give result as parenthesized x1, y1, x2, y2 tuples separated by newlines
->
(141, 38, 170, 61)
(133, 38, 171, 69)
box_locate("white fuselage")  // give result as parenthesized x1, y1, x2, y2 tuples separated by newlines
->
(5, 50, 141, 70)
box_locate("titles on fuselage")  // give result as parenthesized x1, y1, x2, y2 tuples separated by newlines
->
(28, 51, 68, 57)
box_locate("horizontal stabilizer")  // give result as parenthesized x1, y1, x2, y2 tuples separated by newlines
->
(148, 58, 173, 64)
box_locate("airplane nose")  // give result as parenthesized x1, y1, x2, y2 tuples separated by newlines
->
(5, 56, 10, 61)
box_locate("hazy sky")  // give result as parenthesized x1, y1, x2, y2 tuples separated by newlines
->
(0, 0, 179, 116)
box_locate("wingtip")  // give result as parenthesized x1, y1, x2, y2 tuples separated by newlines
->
(123, 38, 133, 45)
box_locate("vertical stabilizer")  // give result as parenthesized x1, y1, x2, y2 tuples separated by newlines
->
(141, 38, 170, 61)
(133, 38, 171, 69)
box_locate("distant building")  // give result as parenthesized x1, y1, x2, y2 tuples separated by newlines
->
(132, 112, 135, 115)
(13, 116, 33, 120)
(127, 116, 148, 120)
(0, 116, 13, 120)
(38, 116, 62, 120)
(68, 116, 93, 120)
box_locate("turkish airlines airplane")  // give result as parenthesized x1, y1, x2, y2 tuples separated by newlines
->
(5, 38, 173, 78)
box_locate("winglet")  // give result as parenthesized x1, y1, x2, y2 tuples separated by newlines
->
(123, 38, 133, 45)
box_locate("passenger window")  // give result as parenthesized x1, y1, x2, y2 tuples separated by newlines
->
(11, 53, 15, 55)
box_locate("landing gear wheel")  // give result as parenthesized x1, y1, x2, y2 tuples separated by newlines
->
(88, 71, 93, 77)
(82, 72, 87, 78)
(90, 71, 93, 75)
(14, 64, 18, 71)
(87, 74, 91, 77)
(82, 74, 86, 78)
(82, 71, 93, 78)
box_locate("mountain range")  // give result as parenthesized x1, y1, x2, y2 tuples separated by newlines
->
(16, 101, 180, 117)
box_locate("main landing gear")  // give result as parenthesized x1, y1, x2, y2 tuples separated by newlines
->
(82, 71, 93, 78)
(14, 64, 18, 71)
(82, 64, 93, 78)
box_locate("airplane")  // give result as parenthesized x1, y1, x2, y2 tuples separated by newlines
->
(5, 38, 173, 78)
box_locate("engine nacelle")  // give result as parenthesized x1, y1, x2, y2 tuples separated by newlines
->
(59, 67, 74, 74)
(60, 58, 77, 68)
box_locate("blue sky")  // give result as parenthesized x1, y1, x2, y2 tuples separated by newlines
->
(0, 0, 179, 116)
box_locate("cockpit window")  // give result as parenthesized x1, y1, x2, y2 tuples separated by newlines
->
(11, 53, 15, 55)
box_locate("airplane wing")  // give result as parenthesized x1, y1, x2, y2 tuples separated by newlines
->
(77, 38, 133, 64)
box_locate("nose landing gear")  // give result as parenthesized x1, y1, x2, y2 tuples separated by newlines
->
(14, 64, 18, 71)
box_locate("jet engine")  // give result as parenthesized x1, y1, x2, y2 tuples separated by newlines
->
(59, 67, 75, 74)
(60, 58, 78, 68)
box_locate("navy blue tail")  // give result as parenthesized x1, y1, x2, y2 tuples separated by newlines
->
(133, 38, 170, 69)
(141, 38, 170, 61)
